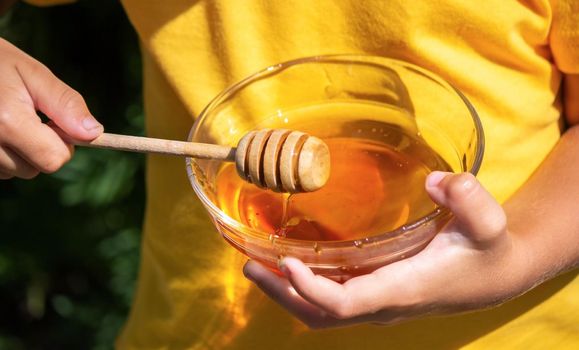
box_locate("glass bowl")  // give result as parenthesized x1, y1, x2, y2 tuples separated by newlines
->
(186, 55, 484, 281)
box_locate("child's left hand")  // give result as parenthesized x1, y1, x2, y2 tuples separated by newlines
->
(243, 172, 533, 328)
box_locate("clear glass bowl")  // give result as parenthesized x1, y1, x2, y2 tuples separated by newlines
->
(187, 55, 484, 281)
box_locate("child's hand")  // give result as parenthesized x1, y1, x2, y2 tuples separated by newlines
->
(0, 38, 102, 179)
(244, 172, 532, 328)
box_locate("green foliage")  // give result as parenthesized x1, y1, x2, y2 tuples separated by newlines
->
(0, 1, 144, 348)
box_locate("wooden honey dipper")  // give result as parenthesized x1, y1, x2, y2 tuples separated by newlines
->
(80, 129, 331, 193)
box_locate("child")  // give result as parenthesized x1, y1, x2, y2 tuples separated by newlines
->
(2, 0, 578, 348)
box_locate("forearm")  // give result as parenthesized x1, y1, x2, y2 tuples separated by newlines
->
(505, 124, 579, 289)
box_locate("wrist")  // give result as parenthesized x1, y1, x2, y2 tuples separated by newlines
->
(502, 229, 545, 296)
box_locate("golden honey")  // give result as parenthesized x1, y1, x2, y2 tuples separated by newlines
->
(214, 103, 451, 241)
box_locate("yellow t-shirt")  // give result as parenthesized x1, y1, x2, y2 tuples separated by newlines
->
(113, 1, 579, 349)
(29, 0, 579, 348)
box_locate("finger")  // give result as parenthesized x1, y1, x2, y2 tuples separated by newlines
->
(0, 171, 13, 179)
(0, 146, 40, 179)
(243, 261, 323, 316)
(46, 121, 79, 150)
(279, 257, 421, 321)
(244, 260, 356, 329)
(0, 105, 74, 173)
(425, 172, 507, 243)
(15, 59, 102, 141)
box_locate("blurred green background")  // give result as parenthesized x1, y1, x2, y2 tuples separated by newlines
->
(0, 1, 143, 349)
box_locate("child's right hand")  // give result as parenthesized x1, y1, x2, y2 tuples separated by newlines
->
(0, 37, 103, 179)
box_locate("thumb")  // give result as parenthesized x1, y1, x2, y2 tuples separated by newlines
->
(17, 60, 103, 141)
(425, 171, 507, 244)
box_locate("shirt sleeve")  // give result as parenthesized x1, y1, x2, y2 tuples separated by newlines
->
(550, 0, 579, 73)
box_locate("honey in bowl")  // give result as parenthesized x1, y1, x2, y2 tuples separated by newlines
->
(214, 102, 451, 242)
(187, 56, 484, 278)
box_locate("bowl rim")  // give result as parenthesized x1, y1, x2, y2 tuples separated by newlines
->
(186, 54, 485, 249)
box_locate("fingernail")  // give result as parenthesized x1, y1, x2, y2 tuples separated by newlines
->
(82, 116, 103, 131)
(243, 271, 255, 283)
(242, 260, 259, 282)
(278, 259, 290, 277)
(426, 171, 450, 188)
(461, 174, 476, 191)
